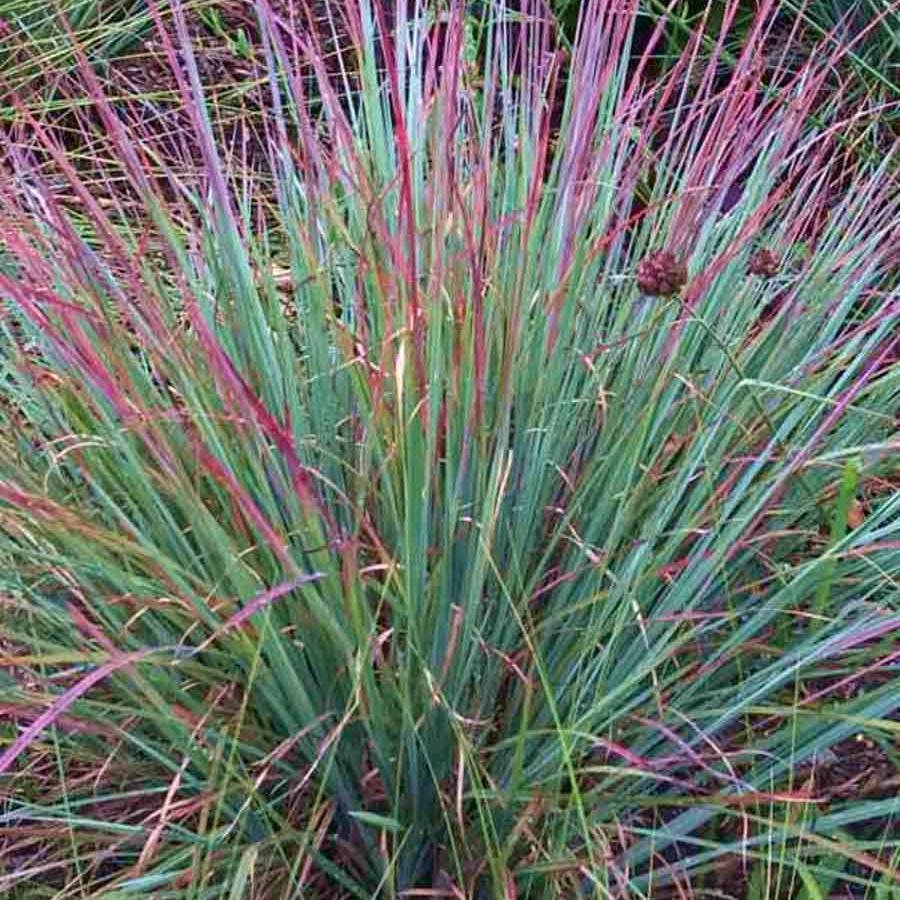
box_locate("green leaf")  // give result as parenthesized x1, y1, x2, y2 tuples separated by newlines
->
(228, 844, 259, 900)
(795, 862, 826, 900)
(348, 811, 403, 832)
(814, 457, 860, 617)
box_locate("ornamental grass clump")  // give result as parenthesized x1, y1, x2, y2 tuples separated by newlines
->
(0, 1, 899, 896)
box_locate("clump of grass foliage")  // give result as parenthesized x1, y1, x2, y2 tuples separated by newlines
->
(1, 1, 899, 896)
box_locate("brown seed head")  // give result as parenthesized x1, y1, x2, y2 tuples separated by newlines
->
(636, 250, 688, 298)
(747, 248, 779, 278)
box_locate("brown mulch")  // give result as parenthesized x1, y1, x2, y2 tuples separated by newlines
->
(811, 735, 900, 804)
(2, 1, 360, 206)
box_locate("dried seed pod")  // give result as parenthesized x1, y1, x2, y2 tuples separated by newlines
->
(636, 250, 688, 297)
(747, 248, 779, 278)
